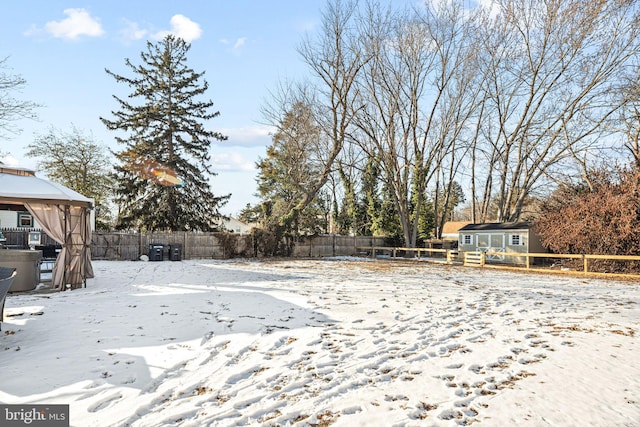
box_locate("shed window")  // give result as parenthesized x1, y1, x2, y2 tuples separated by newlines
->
(509, 234, 524, 246)
(462, 234, 472, 245)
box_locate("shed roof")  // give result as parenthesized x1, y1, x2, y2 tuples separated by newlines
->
(459, 222, 530, 232)
(442, 221, 472, 235)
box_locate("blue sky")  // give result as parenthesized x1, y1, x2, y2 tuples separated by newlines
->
(0, 1, 335, 215)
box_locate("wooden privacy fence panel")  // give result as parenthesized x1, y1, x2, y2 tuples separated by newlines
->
(1, 228, 58, 248)
(92, 232, 141, 260)
(186, 233, 223, 259)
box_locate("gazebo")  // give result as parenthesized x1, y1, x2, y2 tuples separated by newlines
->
(0, 164, 94, 290)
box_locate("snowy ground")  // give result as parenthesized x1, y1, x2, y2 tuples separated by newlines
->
(1, 258, 639, 427)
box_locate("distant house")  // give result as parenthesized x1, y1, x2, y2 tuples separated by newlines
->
(458, 222, 546, 265)
(441, 221, 471, 242)
(0, 206, 41, 229)
(219, 217, 255, 234)
(424, 221, 471, 250)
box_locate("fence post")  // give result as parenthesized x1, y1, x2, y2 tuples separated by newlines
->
(183, 231, 187, 260)
(526, 254, 530, 269)
(480, 251, 486, 267)
(583, 254, 588, 273)
(138, 232, 142, 258)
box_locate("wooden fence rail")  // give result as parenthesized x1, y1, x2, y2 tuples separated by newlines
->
(463, 252, 485, 267)
(485, 251, 640, 275)
(356, 246, 640, 278)
(357, 246, 456, 261)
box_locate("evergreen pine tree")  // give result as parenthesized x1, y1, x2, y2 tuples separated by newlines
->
(254, 102, 323, 235)
(101, 35, 229, 231)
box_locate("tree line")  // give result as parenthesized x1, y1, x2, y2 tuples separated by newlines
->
(1, 0, 639, 257)
(244, 0, 640, 249)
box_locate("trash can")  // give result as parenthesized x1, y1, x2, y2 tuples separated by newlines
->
(169, 244, 182, 261)
(149, 244, 165, 261)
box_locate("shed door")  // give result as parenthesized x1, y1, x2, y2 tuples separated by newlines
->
(476, 233, 505, 260)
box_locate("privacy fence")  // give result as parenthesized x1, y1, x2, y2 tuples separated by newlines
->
(0, 229, 388, 261)
(94, 232, 389, 260)
(1, 228, 58, 249)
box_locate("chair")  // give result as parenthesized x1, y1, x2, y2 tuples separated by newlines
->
(0, 267, 17, 331)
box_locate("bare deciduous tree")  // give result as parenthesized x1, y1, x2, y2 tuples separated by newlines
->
(352, 0, 481, 246)
(256, 0, 640, 244)
(0, 57, 39, 140)
(615, 63, 640, 169)
(261, 0, 367, 230)
(473, 0, 640, 222)
(25, 125, 114, 229)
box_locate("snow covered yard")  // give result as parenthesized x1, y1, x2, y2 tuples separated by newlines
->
(1, 258, 638, 427)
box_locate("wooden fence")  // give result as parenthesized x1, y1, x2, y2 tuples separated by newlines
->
(292, 236, 387, 258)
(1, 228, 58, 249)
(93, 232, 387, 260)
(358, 246, 640, 278)
(356, 246, 458, 263)
(91, 231, 253, 260)
(463, 251, 485, 267)
(484, 251, 640, 277)
(4, 228, 638, 277)
(1, 229, 388, 261)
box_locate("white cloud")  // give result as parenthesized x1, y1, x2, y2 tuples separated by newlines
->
(233, 37, 247, 49)
(219, 37, 248, 52)
(43, 8, 105, 40)
(152, 14, 202, 42)
(215, 125, 274, 148)
(119, 19, 147, 43)
(210, 151, 255, 172)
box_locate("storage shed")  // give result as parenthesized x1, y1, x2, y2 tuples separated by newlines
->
(458, 222, 546, 265)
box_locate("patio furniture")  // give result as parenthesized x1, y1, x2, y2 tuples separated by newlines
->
(0, 267, 17, 331)
(0, 250, 41, 292)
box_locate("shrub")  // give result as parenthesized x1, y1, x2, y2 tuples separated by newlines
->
(533, 167, 640, 272)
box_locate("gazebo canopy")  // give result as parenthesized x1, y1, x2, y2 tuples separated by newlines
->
(0, 165, 92, 207)
(0, 164, 93, 290)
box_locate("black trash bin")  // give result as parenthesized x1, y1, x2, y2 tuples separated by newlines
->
(149, 244, 164, 261)
(169, 244, 182, 261)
